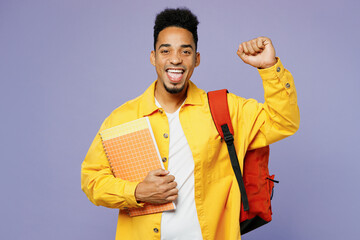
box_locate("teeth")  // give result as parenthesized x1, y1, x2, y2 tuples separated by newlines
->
(167, 69, 183, 73)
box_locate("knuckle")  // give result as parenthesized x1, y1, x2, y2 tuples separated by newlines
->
(166, 175, 174, 182)
(158, 185, 166, 192)
(159, 178, 166, 184)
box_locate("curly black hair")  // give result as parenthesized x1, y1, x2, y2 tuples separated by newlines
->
(153, 8, 199, 51)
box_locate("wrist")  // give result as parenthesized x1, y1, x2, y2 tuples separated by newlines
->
(134, 182, 144, 203)
(259, 58, 277, 69)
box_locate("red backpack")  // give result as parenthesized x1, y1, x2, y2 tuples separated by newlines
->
(208, 89, 279, 235)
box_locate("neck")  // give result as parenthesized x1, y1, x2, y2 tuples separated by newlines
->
(154, 82, 187, 113)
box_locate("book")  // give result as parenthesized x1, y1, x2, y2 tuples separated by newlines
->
(99, 117, 175, 216)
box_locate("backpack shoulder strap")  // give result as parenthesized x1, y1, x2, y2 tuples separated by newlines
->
(207, 89, 249, 211)
(207, 89, 234, 138)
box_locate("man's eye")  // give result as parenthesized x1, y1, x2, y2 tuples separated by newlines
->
(161, 50, 169, 54)
(183, 50, 191, 54)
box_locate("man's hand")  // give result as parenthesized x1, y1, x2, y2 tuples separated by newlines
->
(237, 37, 277, 69)
(135, 168, 178, 204)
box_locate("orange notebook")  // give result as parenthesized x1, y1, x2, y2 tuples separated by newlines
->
(99, 117, 175, 216)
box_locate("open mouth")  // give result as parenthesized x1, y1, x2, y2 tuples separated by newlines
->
(166, 68, 185, 83)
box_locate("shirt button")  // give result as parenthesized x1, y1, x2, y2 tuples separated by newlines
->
(285, 83, 291, 88)
(158, 109, 163, 113)
(277, 67, 281, 72)
(153, 228, 159, 233)
(163, 133, 168, 138)
(162, 157, 167, 162)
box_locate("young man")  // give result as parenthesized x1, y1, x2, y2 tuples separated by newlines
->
(81, 8, 300, 240)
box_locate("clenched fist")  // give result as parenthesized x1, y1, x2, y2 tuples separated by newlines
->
(237, 37, 277, 69)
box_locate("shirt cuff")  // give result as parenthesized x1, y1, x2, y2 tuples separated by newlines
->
(258, 57, 294, 95)
(258, 57, 284, 79)
(123, 180, 145, 208)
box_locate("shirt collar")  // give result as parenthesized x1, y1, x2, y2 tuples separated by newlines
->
(139, 80, 204, 117)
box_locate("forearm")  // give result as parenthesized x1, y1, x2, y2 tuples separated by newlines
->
(247, 58, 300, 149)
(81, 130, 144, 209)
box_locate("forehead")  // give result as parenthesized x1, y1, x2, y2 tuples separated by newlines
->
(156, 26, 195, 48)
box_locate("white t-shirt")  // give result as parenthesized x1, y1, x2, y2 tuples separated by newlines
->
(155, 99, 203, 240)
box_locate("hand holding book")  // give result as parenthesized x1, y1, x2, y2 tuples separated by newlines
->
(135, 168, 178, 204)
(99, 117, 176, 216)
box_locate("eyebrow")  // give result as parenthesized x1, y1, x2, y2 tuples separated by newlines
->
(180, 44, 193, 49)
(158, 44, 171, 50)
(158, 44, 194, 50)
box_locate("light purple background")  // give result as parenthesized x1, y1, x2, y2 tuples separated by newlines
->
(1, 0, 359, 239)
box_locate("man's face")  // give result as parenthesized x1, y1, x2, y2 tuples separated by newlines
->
(151, 26, 200, 94)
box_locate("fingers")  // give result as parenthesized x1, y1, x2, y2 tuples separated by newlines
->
(158, 175, 177, 194)
(164, 174, 175, 183)
(146, 169, 176, 184)
(237, 44, 247, 62)
(137, 169, 179, 204)
(165, 188, 178, 201)
(166, 179, 177, 190)
(159, 177, 178, 202)
(251, 39, 262, 52)
(256, 37, 265, 49)
(240, 38, 266, 56)
(162, 182, 178, 202)
(150, 168, 169, 177)
(162, 182, 178, 194)
(150, 178, 178, 203)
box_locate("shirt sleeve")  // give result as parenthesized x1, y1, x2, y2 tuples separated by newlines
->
(81, 118, 145, 209)
(231, 58, 300, 150)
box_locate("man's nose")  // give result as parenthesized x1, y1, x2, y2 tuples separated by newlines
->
(169, 52, 182, 65)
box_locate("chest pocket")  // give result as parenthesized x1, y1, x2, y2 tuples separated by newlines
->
(206, 133, 235, 183)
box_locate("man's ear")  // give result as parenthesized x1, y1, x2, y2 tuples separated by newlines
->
(195, 52, 200, 67)
(150, 50, 156, 66)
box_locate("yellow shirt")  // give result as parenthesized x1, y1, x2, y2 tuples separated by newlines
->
(81, 58, 300, 240)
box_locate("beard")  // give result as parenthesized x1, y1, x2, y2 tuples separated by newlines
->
(163, 82, 186, 94)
